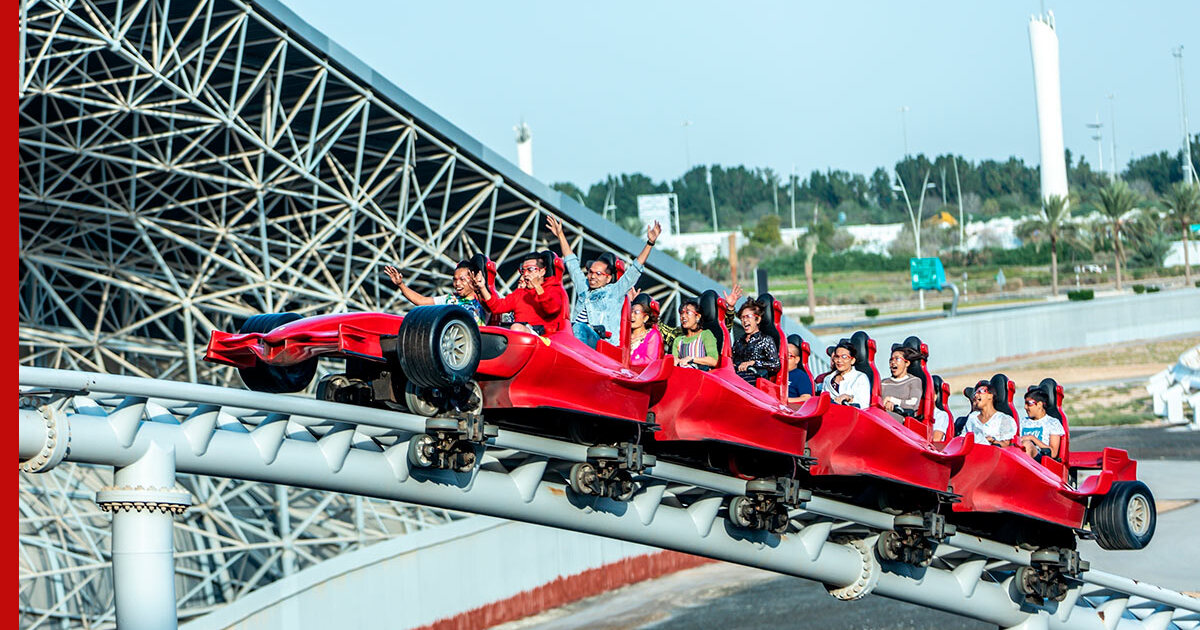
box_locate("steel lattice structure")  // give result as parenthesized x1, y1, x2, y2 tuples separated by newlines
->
(17, 1, 751, 627)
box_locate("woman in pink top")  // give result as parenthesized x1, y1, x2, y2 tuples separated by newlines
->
(628, 292, 663, 366)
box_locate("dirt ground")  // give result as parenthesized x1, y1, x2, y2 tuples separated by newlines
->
(938, 335, 1199, 425)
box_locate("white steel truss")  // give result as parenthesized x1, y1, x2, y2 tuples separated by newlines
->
(17, 1, 765, 627)
(18, 0, 724, 385)
(19, 367, 1200, 630)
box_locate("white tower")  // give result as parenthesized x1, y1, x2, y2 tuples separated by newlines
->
(514, 121, 533, 176)
(1028, 12, 1070, 203)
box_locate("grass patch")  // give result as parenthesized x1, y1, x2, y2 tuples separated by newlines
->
(1020, 336, 1200, 372)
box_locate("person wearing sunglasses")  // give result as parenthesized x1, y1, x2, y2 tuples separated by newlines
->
(961, 381, 1017, 447)
(474, 252, 566, 335)
(1018, 387, 1063, 462)
(546, 215, 662, 349)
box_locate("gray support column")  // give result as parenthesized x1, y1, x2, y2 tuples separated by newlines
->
(95, 442, 191, 630)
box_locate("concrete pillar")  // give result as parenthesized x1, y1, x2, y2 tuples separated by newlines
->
(96, 442, 191, 630)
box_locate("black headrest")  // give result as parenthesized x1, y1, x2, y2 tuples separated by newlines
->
(989, 373, 1016, 418)
(786, 334, 803, 350)
(849, 330, 874, 388)
(699, 290, 724, 354)
(757, 293, 781, 347)
(1037, 377, 1064, 421)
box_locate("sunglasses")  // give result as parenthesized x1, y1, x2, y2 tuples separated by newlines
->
(519, 265, 541, 273)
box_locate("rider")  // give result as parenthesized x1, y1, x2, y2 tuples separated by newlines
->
(786, 336, 814, 404)
(546, 216, 661, 348)
(671, 298, 719, 370)
(384, 260, 488, 326)
(731, 298, 780, 384)
(474, 252, 567, 335)
(880, 345, 925, 421)
(821, 339, 871, 408)
(962, 380, 1017, 447)
(628, 291, 664, 366)
(1019, 387, 1064, 462)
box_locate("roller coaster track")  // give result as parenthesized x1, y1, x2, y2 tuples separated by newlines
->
(18, 367, 1200, 630)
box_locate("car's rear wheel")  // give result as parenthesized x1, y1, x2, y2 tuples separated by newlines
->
(237, 313, 317, 393)
(397, 306, 481, 389)
(1091, 480, 1156, 550)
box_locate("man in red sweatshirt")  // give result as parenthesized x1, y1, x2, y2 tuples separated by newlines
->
(475, 252, 567, 335)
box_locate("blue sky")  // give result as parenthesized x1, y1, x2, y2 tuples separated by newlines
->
(279, 1, 1199, 188)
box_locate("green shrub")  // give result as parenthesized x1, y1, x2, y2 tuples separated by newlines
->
(1132, 284, 1146, 294)
(865, 307, 880, 318)
(1146, 285, 1161, 293)
(942, 302, 953, 311)
(1067, 289, 1094, 301)
(800, 315, 815, 326)
(1195, 280, 1199, 288)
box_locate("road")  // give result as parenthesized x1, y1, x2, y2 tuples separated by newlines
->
(495, 425, 1200, 630)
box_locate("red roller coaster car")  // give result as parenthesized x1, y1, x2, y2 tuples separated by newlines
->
(205, 269, 1155, 595)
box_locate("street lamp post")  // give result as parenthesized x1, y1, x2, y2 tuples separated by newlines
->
(893, 169, 936, 310)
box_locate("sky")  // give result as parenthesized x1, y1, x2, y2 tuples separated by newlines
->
(278, 1, 1199, 189)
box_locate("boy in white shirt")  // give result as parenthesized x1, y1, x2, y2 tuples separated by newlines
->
(1019, 387, 1065, 462)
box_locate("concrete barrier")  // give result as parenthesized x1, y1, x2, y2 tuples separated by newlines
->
(819, 289, 1200, 373)
(181, 517, 706, 630)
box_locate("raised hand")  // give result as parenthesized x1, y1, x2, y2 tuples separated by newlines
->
(626, 287, 641, 301)
(721, 283, 743, 310)
(646, 220, 662, 244)
(384, 265, 404, 287)
(546, 215, 565, 239)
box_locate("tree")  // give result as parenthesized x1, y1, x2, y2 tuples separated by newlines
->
(1160, 182, 1200, 285)
(1039, 195, 1072, 295)
(1094, 180, 1140, 291)
(801, 212, 835, 319)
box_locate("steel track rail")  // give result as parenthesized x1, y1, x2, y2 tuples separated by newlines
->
(18, 367, 1200, 630)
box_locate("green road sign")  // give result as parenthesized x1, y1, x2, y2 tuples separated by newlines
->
(910, 257, 947, 291)
(1190, 223, 1199, 234)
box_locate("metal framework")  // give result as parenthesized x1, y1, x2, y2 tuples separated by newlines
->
(19, 367, 1200, 630)
(16, 1, 802, 626)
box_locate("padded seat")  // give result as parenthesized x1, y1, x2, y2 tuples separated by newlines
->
(898, 335, 934, 421)
(850, 331, 881, 406)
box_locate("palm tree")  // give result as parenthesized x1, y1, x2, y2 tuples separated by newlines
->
(1095, 180, 1140, 291)
(1161, 182, 1200, 286)
(1037, 195, 1072, 295)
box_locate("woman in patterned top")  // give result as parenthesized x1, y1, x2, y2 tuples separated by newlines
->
(670, 298, 718, 370)
(384, 260, 489, 325)
(731, 299, 780, 384)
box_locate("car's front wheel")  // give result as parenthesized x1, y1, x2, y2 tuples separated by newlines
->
(397, 305, 481, 389)
(237, 313, 317, 393)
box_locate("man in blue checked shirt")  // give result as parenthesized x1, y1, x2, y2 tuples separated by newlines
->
(546, 215, 662, 349)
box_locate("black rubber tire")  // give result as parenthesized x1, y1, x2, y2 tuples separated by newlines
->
(1090, 480, 1156, 550)
(237, 313, 318, 393)
(397, 306, 481, 389)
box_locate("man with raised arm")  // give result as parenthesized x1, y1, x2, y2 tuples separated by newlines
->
(546, 216, 661, 348)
